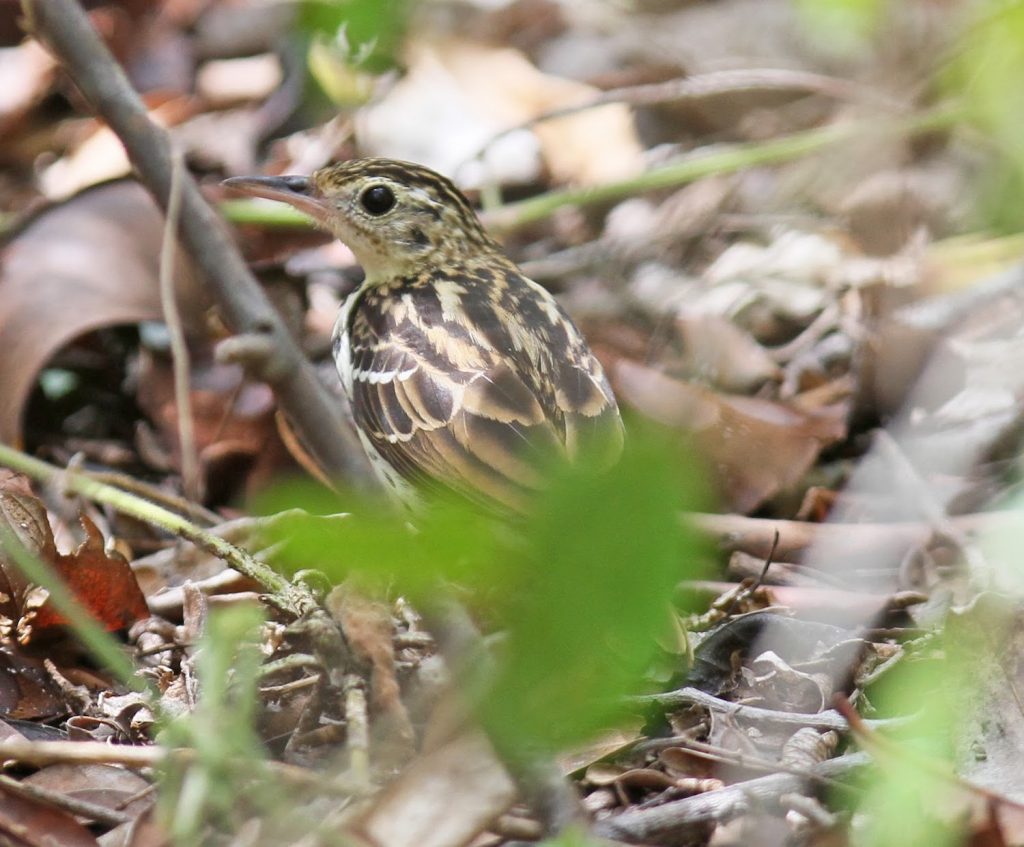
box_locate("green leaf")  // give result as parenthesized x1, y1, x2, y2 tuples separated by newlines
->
(795, 0, 886, 55)
(258, 428, 711, 753)
(479, 432, 710, 752)
(157, 606, 272, 842)
(298, 0, 410, 75)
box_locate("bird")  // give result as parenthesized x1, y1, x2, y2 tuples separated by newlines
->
(224, 158, 623, 514)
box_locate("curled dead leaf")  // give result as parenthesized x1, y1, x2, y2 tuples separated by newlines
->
(0, 181, 208, 445)
(0, 474, 148, 643)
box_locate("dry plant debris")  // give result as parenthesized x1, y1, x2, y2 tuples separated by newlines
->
(0, 0, 1023, 845)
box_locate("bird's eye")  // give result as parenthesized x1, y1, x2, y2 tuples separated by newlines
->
(359, 185, 396, 216)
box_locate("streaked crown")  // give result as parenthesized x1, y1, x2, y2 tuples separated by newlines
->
(310, 159, 502, 282)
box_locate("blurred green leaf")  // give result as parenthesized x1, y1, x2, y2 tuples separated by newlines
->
(480, 434, 709, 752)
(157, 606, 274, 843)
(943, 1, 1024, 230)
(259, 428, 710, 754)
(795, 0, 885, 54)
(537, 827, 611, 847)
(848, 599, 1012, 847)
(298, 0, 410, 75)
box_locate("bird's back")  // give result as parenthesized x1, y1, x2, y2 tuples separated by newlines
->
(335, 262, 623, 512)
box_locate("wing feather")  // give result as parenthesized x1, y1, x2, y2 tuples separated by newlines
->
(343, 272, 623, 512)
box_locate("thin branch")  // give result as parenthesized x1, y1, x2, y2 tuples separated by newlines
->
(688, 510, 1013, 560)
(0, 773, 132, 827)
(0, 442, 321, 618)
(24, 0, 370, 487)
(84, 468, 221, 526)
(480, 104, 961, 232)
(471, 67, 905, 165)
(630, 685, 910, 732)
(592, 751, 869, 844)
(0, 736, 328, 791)
(159, 148, 201, 503)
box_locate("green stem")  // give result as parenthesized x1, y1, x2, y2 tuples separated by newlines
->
(219, 199, 313, 228)
(0, 443, 319, 617)
(215, 106, 964, 236)
(482, 105, 962, 232)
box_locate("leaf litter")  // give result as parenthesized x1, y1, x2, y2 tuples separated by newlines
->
(2, 1, 1024, 845)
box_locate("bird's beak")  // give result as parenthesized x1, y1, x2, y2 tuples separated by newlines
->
(222, 174, 331, 223)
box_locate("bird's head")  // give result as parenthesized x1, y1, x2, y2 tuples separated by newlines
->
(224, 158, 500, 283)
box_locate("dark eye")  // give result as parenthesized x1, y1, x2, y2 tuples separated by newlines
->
(359, 185, 395, 215)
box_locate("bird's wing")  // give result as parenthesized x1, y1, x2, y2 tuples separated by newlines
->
(349, 335, 565, 512)
(552, 353, 626, 470)
(345, 274, 624, 513)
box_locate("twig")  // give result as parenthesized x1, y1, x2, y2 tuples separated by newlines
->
(0, 773, 133, 827)
(471, 67, 904, 164)
(592, 751, 869, 844)
(83, 469, 221, 526)
(629, 686, 910, 732)
(640, 736, 850, 791)
(159, 148, 201, 504)
(23, 0, 370, 487)
(480, 104, 961, 232)
(688, 510, 1014, 560)
(482, 121, 855, 232)
(343, 674, 371, 787)
(0, 442, 321, 618)
(0, 736, 329, 792)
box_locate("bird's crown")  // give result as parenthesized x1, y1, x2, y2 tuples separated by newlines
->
(310, 159, 502, 276)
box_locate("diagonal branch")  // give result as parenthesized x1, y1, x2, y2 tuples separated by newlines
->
(23, 0, 370, 487)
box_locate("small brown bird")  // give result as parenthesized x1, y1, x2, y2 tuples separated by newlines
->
(225, 158, 623, 513)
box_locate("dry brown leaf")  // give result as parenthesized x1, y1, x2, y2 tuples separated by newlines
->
(104, 807, 169, 847)
(614, 359, 847, 513)
(0, 780, 100, 846)
(39, 96, 194, 200)
(0, 180, 207, 445)
(0, 473, 149, 642)
(348, 731, 516, 847)
(24, 763, 151, 819)
(0, 39, 56, 137)
(357, 39, 644, 188)
(674, 307, 782, 392)
(134, 355, 290, 494)
(196, 54, 282, 107)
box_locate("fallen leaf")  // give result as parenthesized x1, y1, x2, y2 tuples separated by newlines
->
(0, 780, 100, 846)
(39, 96, 194, 200)
(25, 763, 152, 819)
(0, 39, 56, 138)
(614, 359, 847, 513)
(0, 180, 207, 445)
(356, 38, 644, 188)
(134, 355, 291, 496)
(196, 54, 282, 107)
(35, 514, 150, 635)
(0, 474, 148, 642)
(348, 731, 516, 847)
(674, 307, 782, 392)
